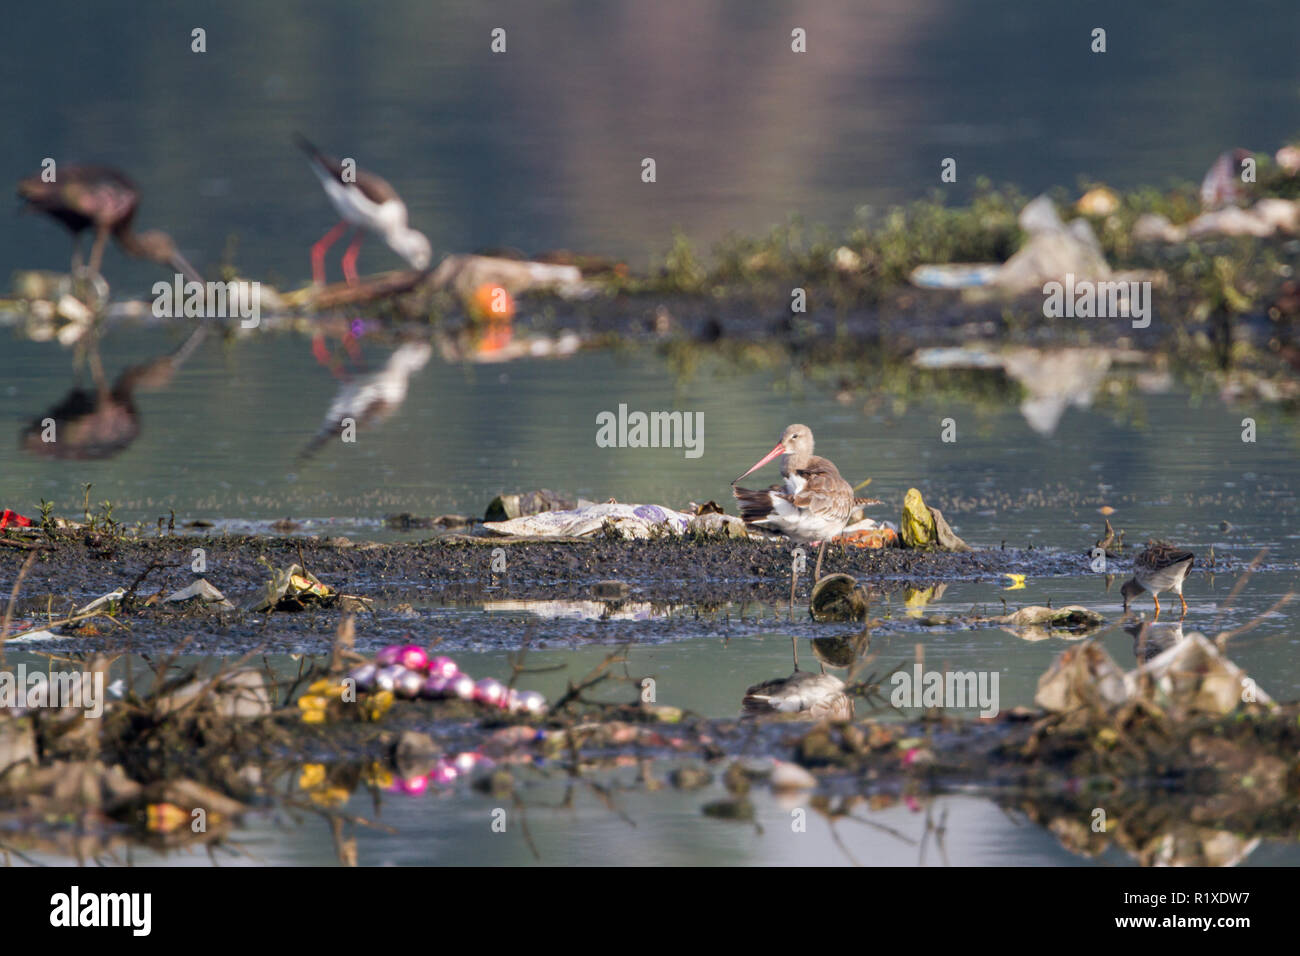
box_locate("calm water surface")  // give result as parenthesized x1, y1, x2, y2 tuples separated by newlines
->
(3, 331, 1299, 867)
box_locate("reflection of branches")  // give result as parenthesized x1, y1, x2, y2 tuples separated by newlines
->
(552, 646, 634, 710)
(284, 797, 399, 834)
(1211, 548, 1266, 632)
(0, 551, 38, 646)
(837, 809, 918, 846)
(1215, 589, 1295, 649)
(512, 792, 541, 863)
(586, 779, 638, 828)
(918, 802, 950, 867)
(818, 795, 919, 866)
(826, 820, 862, 866)
(0, 841, 45, 867)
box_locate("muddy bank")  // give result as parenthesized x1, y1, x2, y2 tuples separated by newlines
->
(0, 529, 1244, 653)
(0, 530, 1190, 603)
(3, 531, 1099, 621)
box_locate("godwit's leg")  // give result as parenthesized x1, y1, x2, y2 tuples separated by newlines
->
(789, 563, 798, 620)
(341, 230, 365, 286)
(311, 221, 349, 286)
(813, 540, 827, 582)
(791, 634, 799, 671)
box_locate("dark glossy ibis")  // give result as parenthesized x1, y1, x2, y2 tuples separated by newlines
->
(17, 164, 201, 283)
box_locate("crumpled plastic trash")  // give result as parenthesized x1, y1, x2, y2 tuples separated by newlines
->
(164, 579, 235, 610)
(246, 562, 336, 612)
(155, 669, 273, 719)
(484, 489, 582, 522)
(0, 508, 33, 530)
(75, 588, 125, 616)
(1034, 641, 1129, 713)
(1200, 148, 1253, 210)
(1136, 198, 1300, 243)
(987, 195, 1111, 294)
(909, 195, 1159, 297)
(998, 605, 1107, 642)
(689, 511, 751, 537)
(483, 599, 679, 621)
(429, 254, 591, 300)
(835, 519, 899, 548)
(482, 502, 694, 539)
(1125, 631, 1274, 715)
(1035, 633, 1273, 717)
(900, 488, 969, 551)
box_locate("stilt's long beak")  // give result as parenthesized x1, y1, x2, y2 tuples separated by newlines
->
(732, 442, 785, 484)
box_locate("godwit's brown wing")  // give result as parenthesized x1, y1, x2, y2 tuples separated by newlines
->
(790, 456, 854, 526)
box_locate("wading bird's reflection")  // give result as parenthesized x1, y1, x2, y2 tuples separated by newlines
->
(741, 631, 869, 721)
(299, 340, 431, 459)
(1124, 619, 1186, 664)
(20, 325, 207, 461)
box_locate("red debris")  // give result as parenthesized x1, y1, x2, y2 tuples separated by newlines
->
(0, 509, 33, 530)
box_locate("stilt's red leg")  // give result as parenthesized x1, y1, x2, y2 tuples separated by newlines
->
(341, 330, 362, 363)
(311, 221, 349, 286)
(341, 231, 365, 285)
(1179, 593, 1187, 617)
(311, 333, 332, 367)
(1152, 594, 1161, 620)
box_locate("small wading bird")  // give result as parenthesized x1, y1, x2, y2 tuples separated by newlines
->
(17, 165, 202, 283)
(293, 134, 432, 286)
(732, 424, 855, 586)
(1122, 540, 1195, 619)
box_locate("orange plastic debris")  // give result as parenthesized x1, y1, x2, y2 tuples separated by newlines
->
(836, 526, 899, 549)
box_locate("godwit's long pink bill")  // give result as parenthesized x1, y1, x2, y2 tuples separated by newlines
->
(731, 423, 854, 588)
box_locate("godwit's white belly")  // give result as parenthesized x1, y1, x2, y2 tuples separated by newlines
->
(750, 474, 849, 544)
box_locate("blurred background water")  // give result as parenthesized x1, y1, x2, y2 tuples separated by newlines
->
(2, 0, 1297, 290)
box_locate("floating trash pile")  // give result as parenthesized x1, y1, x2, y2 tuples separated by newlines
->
(345, 644, 548, 716)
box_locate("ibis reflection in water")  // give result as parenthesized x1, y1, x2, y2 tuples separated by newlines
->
(20, 324, 207, 461)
